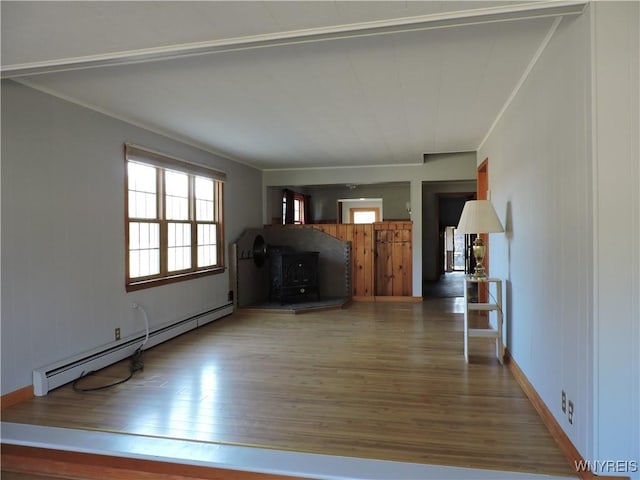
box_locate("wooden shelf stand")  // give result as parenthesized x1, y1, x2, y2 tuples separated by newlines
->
(463, 276, 504, 364)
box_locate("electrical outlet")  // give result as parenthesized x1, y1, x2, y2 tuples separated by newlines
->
(568, 400, 574, 425)
(115, 327, 121, 341)
(562, 390, 566, 413)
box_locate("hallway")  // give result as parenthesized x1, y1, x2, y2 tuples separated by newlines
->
(423, 271, 466, 299)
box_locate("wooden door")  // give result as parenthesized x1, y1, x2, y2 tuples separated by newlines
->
(375, 222, 412, 296)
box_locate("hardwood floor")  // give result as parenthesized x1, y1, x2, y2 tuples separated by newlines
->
(1, 298, 575, 477)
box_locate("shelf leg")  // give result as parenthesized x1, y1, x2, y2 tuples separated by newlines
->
(463, 281, 469, 363)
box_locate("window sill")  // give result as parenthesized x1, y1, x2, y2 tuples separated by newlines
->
(126, 267, 225, 292)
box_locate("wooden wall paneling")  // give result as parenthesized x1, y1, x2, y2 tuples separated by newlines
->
(363, 224, 374, 296)
(373, 224, 381, 294)
(280, 223, 412, 298)
(375, 230, 393, 296)
(401, 228, 413, 296)
(352, 224, 374, 297)
(373, 222, 412, 296)
(324, 224, 337, 238)
(374, 229, 383, 296)
(354, 225, 366, 296)
(351, 225, 360, 296)
(389, 230, 403, 296)
(343, 225, 356, 296)
(386, 230, 398, 296)
(392, 230, 405, 296)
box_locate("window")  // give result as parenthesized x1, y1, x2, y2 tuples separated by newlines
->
(350, 207, 380, 224)
(125, 144, 225, 291)
(282, 189, 307, 224)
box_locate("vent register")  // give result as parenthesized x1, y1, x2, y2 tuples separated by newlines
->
(32, 304, 233, 396)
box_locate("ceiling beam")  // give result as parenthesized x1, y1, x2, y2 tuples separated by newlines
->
(1, 0, 587, 79)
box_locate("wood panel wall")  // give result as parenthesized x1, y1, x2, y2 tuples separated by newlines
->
(374, 222, 412, 296)
(311, 223, 374, 298)
(275, 222, 411, 298)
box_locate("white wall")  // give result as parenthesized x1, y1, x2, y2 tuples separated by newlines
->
(1, 81, 263, 394)
(262, 153, 476, 188)
(590, 1, 639, 473)
(479, 9, 593, 458)
(265, 183, 411, 224)
(340, 198, 383, 223)
(479, 3, 639, 475)
(328, 185, 409, 223)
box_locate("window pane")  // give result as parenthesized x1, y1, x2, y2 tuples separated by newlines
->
(294, 199, 301, 223)
(195, 177, 214, 200)
(140, 250, 150, 276)
(196, 199, 214, 221)
(139, 223, 149, 249)
(198, 245, 217, 268)
(168, 246, 191, 272)
(165, 170, 189, 220)
(129, 222, 159, 278)
(128, 162, 156, 193)
(150, 223, 159, 249)
(168, 222, 175, 247)
(353, 211, 377, 224)
(128, 162, 157, 219)
(168, 222, 191, 271)
(130, 222, 139, 249)
(197, 224, 217, 267)
(168, 223, 190, 248)
(195, 177, 214, 221)
(145, 194, 156, 218)
(165, 170, 189, 196)
(130, 250, 140, 278)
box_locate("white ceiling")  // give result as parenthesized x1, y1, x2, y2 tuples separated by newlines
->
(1, 1, 586, 170)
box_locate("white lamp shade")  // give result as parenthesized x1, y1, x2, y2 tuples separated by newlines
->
(456, 200, 504, 234)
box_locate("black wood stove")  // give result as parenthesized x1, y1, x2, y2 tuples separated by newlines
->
(269, 246, 319, 303)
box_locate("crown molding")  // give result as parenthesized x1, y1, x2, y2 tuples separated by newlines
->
(2, 1, 587, 79)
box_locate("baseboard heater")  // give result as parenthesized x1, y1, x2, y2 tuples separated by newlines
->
(32, 303, 234, 396)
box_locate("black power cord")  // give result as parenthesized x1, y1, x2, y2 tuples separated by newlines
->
(72, 348, 145, 393)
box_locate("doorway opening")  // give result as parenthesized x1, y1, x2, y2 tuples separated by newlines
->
(350, 207, 380, 224)
(421, 181, 476, 299)
(444, 226, 467, 272)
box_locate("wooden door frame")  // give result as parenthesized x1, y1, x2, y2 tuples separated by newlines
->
(477, 158, 489, 201)
(477, 159, 489, 302)
(477, 159, 489, 272)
